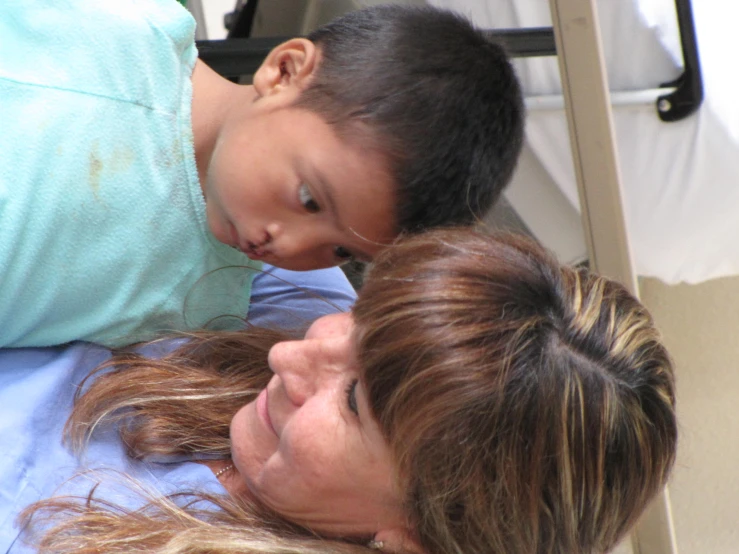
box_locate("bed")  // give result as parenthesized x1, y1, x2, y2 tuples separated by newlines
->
(428, 0, 736, 285)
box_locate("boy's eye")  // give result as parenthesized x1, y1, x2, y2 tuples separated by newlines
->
(345, 379, 359, 416)
(298, 183, 320, 213)
(334, 246, 354, 262)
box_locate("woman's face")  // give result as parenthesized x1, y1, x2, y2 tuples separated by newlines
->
(229, 313, 405, 536)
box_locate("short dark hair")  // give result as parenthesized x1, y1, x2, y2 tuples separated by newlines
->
(296, 4, 525, 232)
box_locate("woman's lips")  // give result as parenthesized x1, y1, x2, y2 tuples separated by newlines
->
(256, 388, 277, 436)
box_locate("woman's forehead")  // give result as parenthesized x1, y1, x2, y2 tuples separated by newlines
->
(304, 312, 353, 339)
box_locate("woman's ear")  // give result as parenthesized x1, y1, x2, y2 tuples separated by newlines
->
(252, 38, 318, 101)
(371, 527, 426, 554)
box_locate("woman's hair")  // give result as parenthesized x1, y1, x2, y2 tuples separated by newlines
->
(21, 330, 369, 554)
(20, 230, 676, 554)
(354, 229, 677, 554)
(295, 5, 524, 233)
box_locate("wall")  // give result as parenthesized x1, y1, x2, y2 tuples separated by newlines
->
(640, 275, 739, 554)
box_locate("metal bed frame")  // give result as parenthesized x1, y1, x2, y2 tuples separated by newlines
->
(196, 0, 701, 123)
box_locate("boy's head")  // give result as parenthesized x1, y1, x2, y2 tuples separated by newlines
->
(296, 4, 525, 232)
(204, 5, 524, 271)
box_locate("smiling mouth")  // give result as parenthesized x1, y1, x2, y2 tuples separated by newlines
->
(256, 387, 277, 436)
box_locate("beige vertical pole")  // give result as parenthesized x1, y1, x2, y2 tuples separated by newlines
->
(547, 1, 678, 553)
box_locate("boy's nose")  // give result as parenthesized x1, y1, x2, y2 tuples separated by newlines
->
(266, 222, 324, 259)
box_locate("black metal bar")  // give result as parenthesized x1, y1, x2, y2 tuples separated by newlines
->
(197, 36, 287, 78)
(656, 0, 703, 121)
(486, 27, 556, 58)
(196, 28, 557, 78)
(197, 0, 703, 122)
(225, 0, 260, 39)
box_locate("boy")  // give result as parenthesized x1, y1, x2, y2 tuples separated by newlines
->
(0, 0, 523, 347)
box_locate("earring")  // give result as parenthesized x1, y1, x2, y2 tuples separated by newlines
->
(367, 540, 385, 550)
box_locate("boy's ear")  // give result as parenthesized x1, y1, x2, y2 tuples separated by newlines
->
(252, 38, 318, 101)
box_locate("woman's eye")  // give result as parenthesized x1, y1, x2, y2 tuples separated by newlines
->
(298, 183, 320, 213)
(334, 246, 354, 262)
(345, 379, 359, 416)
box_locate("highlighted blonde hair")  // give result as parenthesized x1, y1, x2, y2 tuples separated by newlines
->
(354, 229, 677, 554)
(20, 230, 676, 554)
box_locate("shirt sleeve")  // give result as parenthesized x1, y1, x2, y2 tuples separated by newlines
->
(246, 265, 357, 332)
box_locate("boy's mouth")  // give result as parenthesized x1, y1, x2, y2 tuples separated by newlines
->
(229, 223, 272, 260)
(242, 231, 273, 260)
(244, 242, 271, 260)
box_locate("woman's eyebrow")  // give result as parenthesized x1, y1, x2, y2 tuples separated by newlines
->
(351, 251, 373, 264)
(354, 381, 386, 453)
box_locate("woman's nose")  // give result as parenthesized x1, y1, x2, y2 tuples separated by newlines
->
(304, 313, 353, 340)
(268, 340, 316, 407)
(267, 330, 353, 407)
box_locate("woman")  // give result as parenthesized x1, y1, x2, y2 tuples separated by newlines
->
(2, 229, 676, 554)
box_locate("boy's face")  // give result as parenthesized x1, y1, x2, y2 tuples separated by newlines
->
(203, 104, 398, 271)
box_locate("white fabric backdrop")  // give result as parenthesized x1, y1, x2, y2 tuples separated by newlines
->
(431, 0, 739, 284)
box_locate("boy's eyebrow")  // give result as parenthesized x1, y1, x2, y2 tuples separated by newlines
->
(313, 170, 374, 263)
(313, 170, 340, 223)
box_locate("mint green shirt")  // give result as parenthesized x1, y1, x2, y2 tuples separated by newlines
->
(0, 0, 260, 347)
